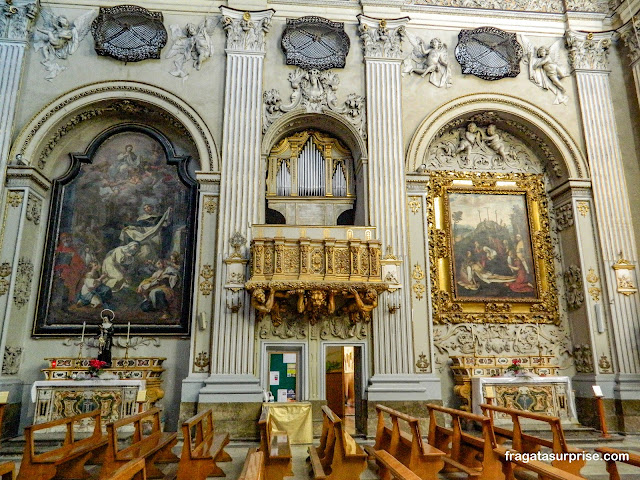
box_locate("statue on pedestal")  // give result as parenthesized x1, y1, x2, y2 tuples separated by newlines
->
(97, 309, 115, 367)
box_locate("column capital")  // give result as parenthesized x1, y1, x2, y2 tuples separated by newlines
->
(619, 17, 640, 66)
(219, 6, 274, 54)
(0, 1, 38, 42)
(565, 30, 612, 72)
(357, 14, 409, 60)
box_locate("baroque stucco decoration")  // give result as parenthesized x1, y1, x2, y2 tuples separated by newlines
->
(2, 346, 22, 375)
(0, 0, 37, 40)
(13, 257, 33, 309)
(521, 36, 569, 105)
(455, 27, 523, 81)
(33, 8, 96, 80)
(357, 16, 408, 59)
(281, 16, 350, 71)
(565, 30, 611, 71)
(407, 0, 563, 13)
(221, 8, 273, 53)
(563, 265, 584, 310)
(554, 203, 574, 231)
(263, 68, 366, 138)
(573, 344, 594, 373)
(433, 323, 572, 373)
(166, 17, 216, 78)
(425, 118, 542, 175)
(620, 17, 640, 65)
(91, 5, 167, 62)
(402, 34, 452, 88)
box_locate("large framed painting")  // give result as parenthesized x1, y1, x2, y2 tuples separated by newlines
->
(34, 125, 197, 336)
(426, 171, 559, 325)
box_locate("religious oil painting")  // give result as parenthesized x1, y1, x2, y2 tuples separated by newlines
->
(447, 191, 537, 301)
(35, 127, 197, 336)
(427, 171, 559, 325)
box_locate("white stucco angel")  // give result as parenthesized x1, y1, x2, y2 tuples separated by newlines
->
(32, 9, 96, 80)
(521, 36, 569, 105)
(403, 35, 452, 88)
(167, 17, 216, 78)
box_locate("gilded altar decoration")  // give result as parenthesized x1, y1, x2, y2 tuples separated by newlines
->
(586, 267, 601, 302)
(35, 127, 197, 336)
(427, 171, 559, 325)
(246, 226, 387, 325)
(577, 201, 589, 217)
(612, 253, 638, 296)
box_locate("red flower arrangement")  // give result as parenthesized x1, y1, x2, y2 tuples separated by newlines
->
(506, 358, 522, 375)
(88, 359, 107, 377)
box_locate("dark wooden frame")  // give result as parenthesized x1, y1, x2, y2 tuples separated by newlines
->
(34, 123, 198, 337)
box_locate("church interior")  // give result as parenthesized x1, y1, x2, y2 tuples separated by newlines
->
(0, 0, 639, 478)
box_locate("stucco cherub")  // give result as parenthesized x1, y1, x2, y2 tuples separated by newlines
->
(403, 36, 452, 88)
(167, 18, 216, 78)
(522, 36, 569, 105)
(32, 9, 96, 80)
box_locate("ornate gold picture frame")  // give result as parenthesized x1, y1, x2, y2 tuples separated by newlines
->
(427, 171, 559, 325)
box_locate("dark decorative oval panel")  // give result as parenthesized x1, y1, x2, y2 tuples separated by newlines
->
(91, 5, 167, 62)
(455, 27, 523, 81)
(281, 16, 350, 70)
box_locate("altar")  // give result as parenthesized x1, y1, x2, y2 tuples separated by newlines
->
(471, 376, 579, 424)
(31, 379, 145, 430)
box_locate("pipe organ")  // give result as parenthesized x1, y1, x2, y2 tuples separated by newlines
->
(266, 130, 356, 225)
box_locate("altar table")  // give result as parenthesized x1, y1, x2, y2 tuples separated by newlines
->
(31, 379, 145, 430)
(263, 401, 313, 444)
(471, 375, 578, 424)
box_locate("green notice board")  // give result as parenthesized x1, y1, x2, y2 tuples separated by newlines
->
(269, 352, 297, 401)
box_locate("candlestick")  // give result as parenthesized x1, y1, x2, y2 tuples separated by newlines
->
(125, 322, 131, 359)
(78, 321, 86, 359)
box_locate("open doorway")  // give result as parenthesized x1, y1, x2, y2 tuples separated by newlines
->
(325, 345, 364, 435)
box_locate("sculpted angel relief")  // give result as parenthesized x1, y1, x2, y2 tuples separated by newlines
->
(40, 131, 193, 331)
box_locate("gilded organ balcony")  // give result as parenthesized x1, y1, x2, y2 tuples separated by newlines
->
(245, 226, 389, 324)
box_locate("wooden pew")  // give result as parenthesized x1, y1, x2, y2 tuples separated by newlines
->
(17, 409, 107, 480)
(99, 407, 179, 480)
(595, 447, 640, 480)
(481, 403, 586, 477)
(308, 405, 367, 480)
(0, 462, 14, 480)
(364, 404, 444, 480)
(257, 407, 293, 480)
(177, 409, 231, 479)
(374, 450, 422, 480)
(239, 449, 265, 480)
(111, 458, 147, 480)
(426, 404, 504, 480)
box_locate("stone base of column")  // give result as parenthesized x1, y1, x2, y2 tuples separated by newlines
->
(573, 374, 640, 433)
(198, 374, 263, 403)
(367, 374, 442, 401)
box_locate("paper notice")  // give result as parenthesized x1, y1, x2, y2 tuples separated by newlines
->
(270, 371, 279, 385)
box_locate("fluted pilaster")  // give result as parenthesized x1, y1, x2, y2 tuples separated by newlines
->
(358, 15, 436, 400)
(0, 2, 37, 199)
(567, 30, 640, 380)
(199, 7, 274, 402)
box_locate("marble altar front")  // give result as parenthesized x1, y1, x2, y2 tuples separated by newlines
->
(471, 376, 578, 424)
(31, 379, 145, 430)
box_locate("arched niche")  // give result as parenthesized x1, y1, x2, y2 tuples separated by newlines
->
(34, 123, 198, 336)
(9, 81, 219, 177)
(261, 110, 368, 225)
(406, 93, 589, 186)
